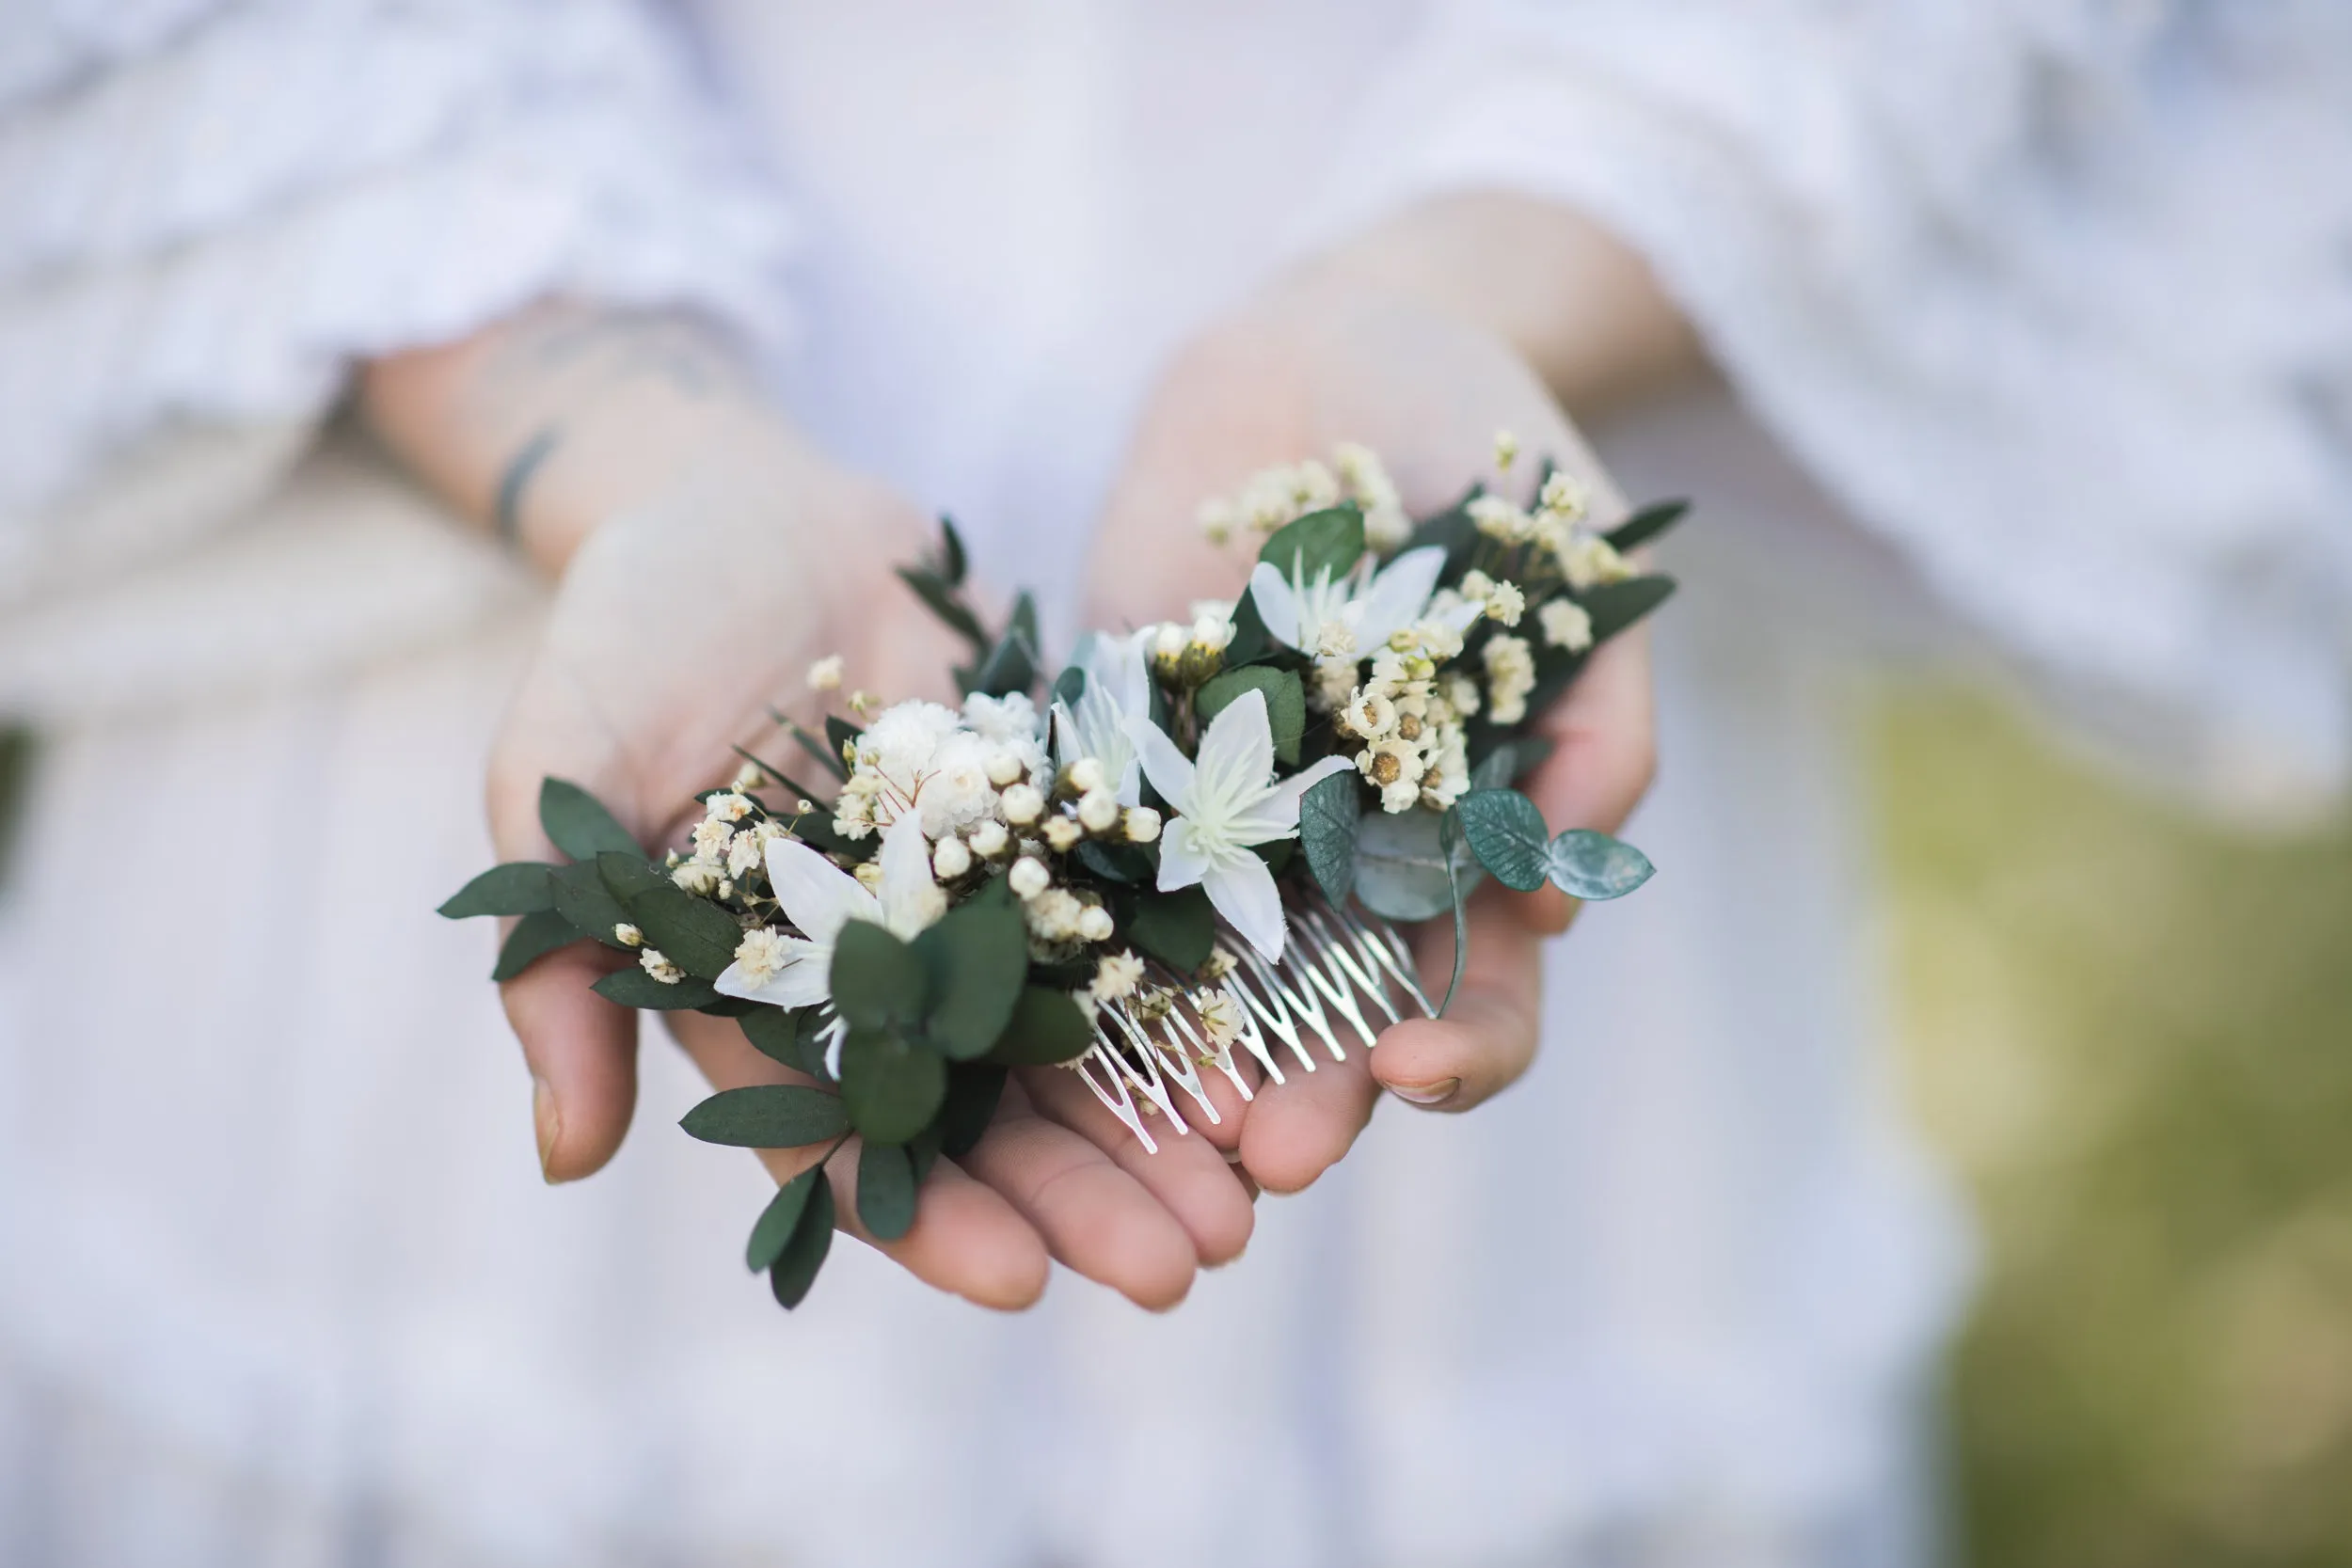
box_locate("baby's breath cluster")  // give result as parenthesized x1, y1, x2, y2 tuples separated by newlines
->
(1198, 441, 1410, 554)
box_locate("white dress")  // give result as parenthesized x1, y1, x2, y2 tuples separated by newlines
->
(1, 4, 2345, 1565)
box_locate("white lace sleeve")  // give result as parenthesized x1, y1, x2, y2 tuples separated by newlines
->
(0, 0, 794, 524)
(1324, 1, 2352, 793)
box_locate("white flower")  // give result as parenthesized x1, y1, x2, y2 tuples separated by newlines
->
(1342, 689, 1398, 739)
(672, 859, 723, 895)
(913, 730, 998, 837)
(1092, 951, 1146, 1002)
(968, 819, 1009, 859)
(1077, 905, 1115, 942)
(1025, 888, 1086, 941)
(1052, 629, 1153, 808)
(714, 812, 942, 1020)
(691, 815, 735, 863)
(1121, 806, 1161, 844)
(1042, 816, 1083, 852)
(731, 927, 795, 989)
(1469, 495, 1532, 542)
(999, 783, 1044, 826)
(725, 830, 767, 879)
(1539, 598, 1595, 652)
(932, 836, 973, 879)
(1127, 689, 1352, 961)
(1492, 429, 1519, 470)
(1194, 988, 1242, 1047)
(1484, 634, 1537, 725)
(612, 922, 644, 948)
(1485, 580, 1526, 627)
(641, 949, 684, 985)
(1561, 533, 1633, 590)
(1538, 469, 1588, 521)
(1009, 855, 1051, 899)
(1248, 545, 1453, 657)
(1076, 788, 1120, 833)
(805, 655, 845, 691)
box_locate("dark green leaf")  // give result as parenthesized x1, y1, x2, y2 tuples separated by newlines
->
(1407, 481, 1484, 568)
(1455, 788, 1551, 893)
(1126, 884, 1216, 972)
(965, 592, 1040, 698)
(438, 862, 555, 919)
(549, 861, 633, 948)
(746, 1164, 825, 1272)
(539, 777, 639, 861)
(856, 1141, 918, 1241)
(1605, 498, 1690, 553)
(830, 920, 929, 1031)
(594, 851, 667, 902)
(694, 995, 759, 1018)
(491, 908, 581, 981)
(1052, 663, 1087, 710)
(898, 565, 989, 649)
(627, 884, 742, 978)
(768, 1175, 835, 1309)
(839, 1029, 949, 1144)
(591, 967, 720, 1009)
(1469, 736, 1554, 793)
(1196, 667, 1306, 766)
(738, 1006, 806, 1069)
(906, 1122, 945, 1184)
(912, 900, 1029, 1059)
(786, 719, 849, 782)
(986, 987, 1097, 1067)
(1221, 587, 1273, 668)
(1257, 505, 1365, 584)
(938, 515, 968, 586)
(1438, 809, 1470, 1018)
(1546, 830, 1656, 901)
(1076, 840, 1152, 884)
(938, 1064, 1008, 1157)
(680, 1084, 850, 1147)
(1581, 575, 1677, 645)
(1353, 807, 1483, 922)
(824, 716, 864, 771)
(1298, 770, 1361, 907)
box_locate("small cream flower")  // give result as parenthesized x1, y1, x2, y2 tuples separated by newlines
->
(1193, 988, 1242, 1047)
(1091, 951, 1146, 1002)
(732, 761, 767, 791)
(672, 859, 723, 895)
(726, 831, 766, 879)
(999, 783, 1044, 826)
(1201, 947, 1238, 982)
(1537, 470, 1588, 521)
(640, 948, 684, 985)
(1539, 598, 1595, 652)
(1025, 888, 1085, 941)
(1484, 634, 1538, 726)
(805, 655, 845, 691)
(1492, 429, 1519, 470)
(1469, 496, 1531, 542)
(968, 819, 1010, 858)
(1441, 671, 1482, 716)
(1315, 623, 1359, 659)
(691, 816, 736, 863)
(1121, 806, 1162, 844)
(612, 923, 644, 947)
(1561, 533, 1633, 590)
(1343, 689, 1398, 739)
(730, 927, 794, 989)
(1043, 816, 1084, 852)
(1076, 905, 1116, 942)
(1485, 580, 1526, 627)
(1065, 756, 1106, 795)
(1199, 497, 1237, 544)
(932, 836, 973, 879)
(1009, 856, 1051, 899)
(1076, 788, 1120, 833)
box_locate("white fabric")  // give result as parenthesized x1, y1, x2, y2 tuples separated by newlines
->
(5, 0, 2335, 1562)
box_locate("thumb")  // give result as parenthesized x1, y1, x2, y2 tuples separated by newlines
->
(1508, 620, 1656, 937)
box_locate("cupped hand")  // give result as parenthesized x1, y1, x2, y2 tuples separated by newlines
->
(1084, 273, 1657, 1193)
(487, 438, 1251, 1308)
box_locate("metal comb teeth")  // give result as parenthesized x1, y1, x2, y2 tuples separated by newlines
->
(1071, 893, 1433, 1153)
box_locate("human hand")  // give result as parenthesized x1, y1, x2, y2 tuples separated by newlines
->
(1084, 245, 1663, 1193)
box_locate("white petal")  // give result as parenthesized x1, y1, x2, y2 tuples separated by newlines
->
(1109, 628, 1154, 718)
(1248, 562, 1304, 648)
(1192, 687, 1274, 816)
(820, 1015, 850, 1080)
(713, 936, 835, 1009)
(765, 836, 879, 942)
(1256, 754, 1357, 832)
(1348, 546, 1446, 647)
(876, 812, 935, 930)
(1203, 854, 1288, 962)
(1155, 818, 1212, 891)
(1125, 713, 1197, 806)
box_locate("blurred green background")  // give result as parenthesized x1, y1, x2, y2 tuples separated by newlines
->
(1874, 687, 2352, 1568)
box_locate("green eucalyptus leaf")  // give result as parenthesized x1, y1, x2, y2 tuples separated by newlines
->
(491, 908, 581, 981)
(1197, 667, 1306, 765)
(1454, 788, 1552, 893)
(549, 862, 633, 948)
(1257, 505, 1365, 583)
(938, 1063, 1009, 1157)
(594, 851, 666, 902)
(1605, 498, 1691, 553)
(768, 1174, 835, 1309)
(1126, 884, 1216, 972)
(1075, 840, 1151, 884)
(1222, 586, 1274, 668)
(1546, 830, 1657, 901)
(787, 720, 850, 783)
(829, 920, 929, 1031)
(912, 900, 1029, 1060)
(839, 1030, 948, 1145)
(1469, 736, 1555, 793)
(1581, 575, 1677, 645)
(856, 1141, 919, 1241)
(438, 862, 556, 919)
(627, 884, 742, 978)
(680, 1084, 850, 1148)
(746, 1164, 825, 1272)
(539, 778, 639, 861)
(739, 1006, 806, 1068)
(1298, 770, 1361, 907)
(824, 716, 865, 771)
(965, 592, 1041, 698)
(906, 1122, 945, 1184)
(1353, 807, 1483, 922)
(938, 515, 968, 585)
(591, 967, 720, 1010)
(1052, 663, 1087, 709)
(897, 564, 989, 649)
(986, 987, 1096, 1067)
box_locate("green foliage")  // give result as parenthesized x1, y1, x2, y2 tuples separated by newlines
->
(437, 862, 555, 919)
(824, 716, 865, 770)
(1076, 841, 1152, 884)
(626, 883, 741, 978)
(737, 1006, 803, 1068)
(1298, 770, 1361, 907)
(1126, 884, 1216, 972)
(549, 861, 632, 948)
(1606, 498, 1690, 553)
(986, 987, 1097, 1067)
(856, 1141, 919, 1241)
(1197, 666, 1307, 765)
(1546, 830, 1654, 900)
(1353, 806, 1482, 922)
(829, 920, 930, 1031)
(1455, 788, 1552, 893)
(937, 1064, 1009, 1157)
(538, 778, 639, 860)
(767, 1173, 835, 1309)
(1258, 505, 1365, 583)
(1222, 586, 1276, 669)
(681, 1084, 850, 1148)
(839, 1029, 949, 1144)
(594, 851, 666, 901)
(491, 908, 580, 981)
(912, 900, 1029, 1059)
(1438, 808, 1470, 1017)
(898, 566, 988, 649)
(786, 718, 850, 782)
(746, 1164, 827, 1271)
(1580, 574, 1677, 644)
(963, 592, 1041, 698)
(591, 968, 720, 1009)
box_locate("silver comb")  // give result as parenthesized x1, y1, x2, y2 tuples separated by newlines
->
(1072, 895, 1434, 1152)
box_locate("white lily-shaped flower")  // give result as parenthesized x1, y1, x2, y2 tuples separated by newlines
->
(1127, 689, 1352, 961)
(1053, 628, 1152, 806)
(1248, 545, 1459, 655)
(714, 812, 942, 1075)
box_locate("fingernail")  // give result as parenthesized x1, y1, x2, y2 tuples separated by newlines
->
(532, 1074, 562, 1182)
(1388, 1078, 1459, 1106)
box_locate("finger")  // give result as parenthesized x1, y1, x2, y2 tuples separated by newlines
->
(1236, 1025, 1380, 1195)
(666, 1011, 1052, 1309)
(1374, 890, 1544, 1112)
(957, 1079, 1201, 1309)
(1513, 622, 1657, 936)
(1022, 1066, 1256, 1266)
(500, 942, 639, 1181)
(1170, 1040, 1258, 1152)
